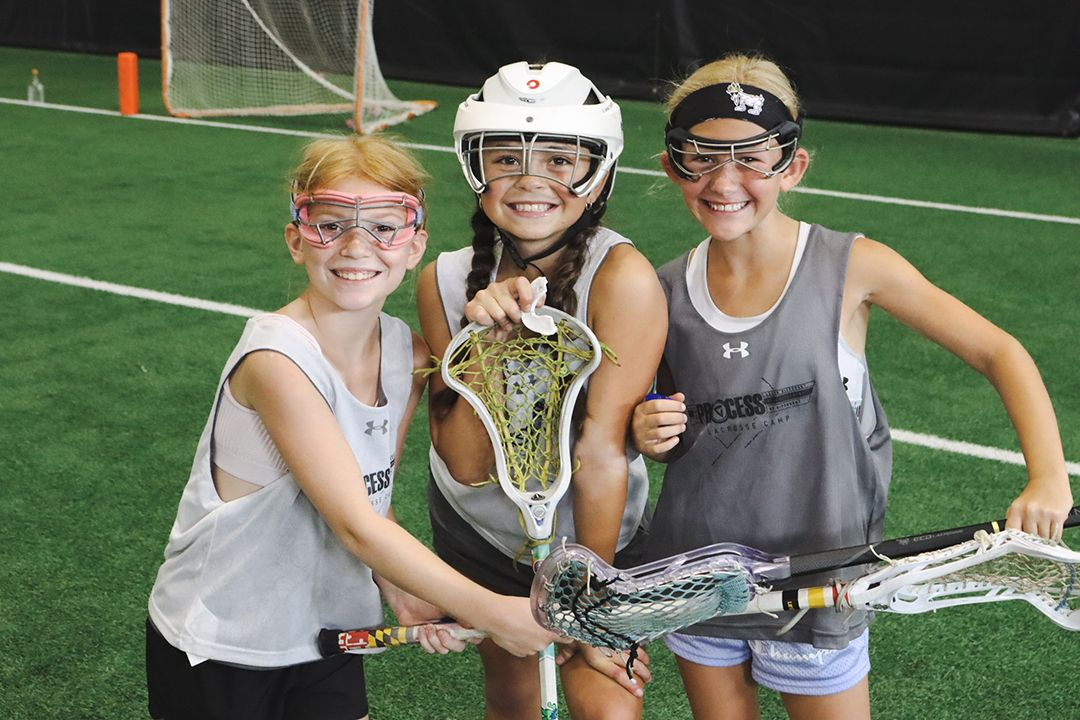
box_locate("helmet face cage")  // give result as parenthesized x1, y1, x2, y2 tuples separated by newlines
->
(666, 121, 802, 181)
(452, 61, 624, 201)
(290, 191, 424, 249)
(460, 132, 607, 197)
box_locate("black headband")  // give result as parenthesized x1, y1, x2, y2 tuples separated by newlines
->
(667, 82, 795, 133)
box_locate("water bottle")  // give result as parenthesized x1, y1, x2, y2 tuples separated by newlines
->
(27, 69, 45, 104)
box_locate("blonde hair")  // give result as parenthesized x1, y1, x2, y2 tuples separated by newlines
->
(289, 134, 430, 223)
(666, 53, 801, 121)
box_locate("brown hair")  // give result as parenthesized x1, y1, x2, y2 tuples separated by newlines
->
(460, 208, 602, 327)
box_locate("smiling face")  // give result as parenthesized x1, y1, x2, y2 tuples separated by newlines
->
(663, 117, 808, 242)
(477, 138, 607, 251)
(285, 176, 427, 313)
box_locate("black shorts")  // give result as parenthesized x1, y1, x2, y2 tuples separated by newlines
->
(427, 474, 650, 597)
(146, 619, 368, 720)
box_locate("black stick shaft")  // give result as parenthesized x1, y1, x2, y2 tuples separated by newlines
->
(786, 505, 1080, 578)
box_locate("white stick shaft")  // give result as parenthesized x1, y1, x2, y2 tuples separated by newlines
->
(533, 543, 560, 719)
(539, 643, 559, 717)
(401, 626, 488, 643)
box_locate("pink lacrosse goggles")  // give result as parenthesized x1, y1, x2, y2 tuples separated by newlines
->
(291, 191, 424, 249)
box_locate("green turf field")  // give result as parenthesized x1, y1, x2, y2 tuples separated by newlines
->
(1, 47, 1078, 719)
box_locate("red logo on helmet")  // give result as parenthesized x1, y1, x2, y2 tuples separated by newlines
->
(527, 79, 540, 90)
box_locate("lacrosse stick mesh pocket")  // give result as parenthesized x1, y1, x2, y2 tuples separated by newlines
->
(848, 530, 1080, 629)
(435, 308, 613, 544)
(533, 543, 757, 651)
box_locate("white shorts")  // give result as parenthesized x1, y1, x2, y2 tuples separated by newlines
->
(663, 629, 870, 696)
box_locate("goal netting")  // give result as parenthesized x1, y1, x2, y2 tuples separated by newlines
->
(162, 0, 436, 133)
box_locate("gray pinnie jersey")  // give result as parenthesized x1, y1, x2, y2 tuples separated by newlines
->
(648, 224, 892, 649)
(429, 226, 650, 561)
(148, 313, 412, 667)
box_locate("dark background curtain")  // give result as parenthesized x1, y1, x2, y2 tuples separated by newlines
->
(2, 0, 1077, 136)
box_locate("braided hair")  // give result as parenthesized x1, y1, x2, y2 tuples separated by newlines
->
(460, 202, 606, 328)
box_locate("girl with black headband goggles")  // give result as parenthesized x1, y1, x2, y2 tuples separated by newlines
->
(664, 82, 803, 180)
(636, 53, 1073, 720)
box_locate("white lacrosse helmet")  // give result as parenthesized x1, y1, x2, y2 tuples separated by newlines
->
(453, 61, 624, 199)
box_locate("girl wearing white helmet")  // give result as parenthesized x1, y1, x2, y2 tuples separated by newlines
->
(417, 61, 667, 719)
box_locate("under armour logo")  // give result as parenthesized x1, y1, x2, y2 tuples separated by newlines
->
(722, 341, 750, 359)
(365, 420, 389, 436)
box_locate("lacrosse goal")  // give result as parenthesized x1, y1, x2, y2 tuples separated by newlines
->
(161, 0, 436, 133)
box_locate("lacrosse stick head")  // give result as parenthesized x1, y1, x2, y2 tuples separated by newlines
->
(441, 306, 603, 543)
(532, 542, 788, 650)
(846, 529, 1080, 630)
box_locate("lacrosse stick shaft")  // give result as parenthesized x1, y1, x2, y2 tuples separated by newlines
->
(785, 505, 1080, 578)
(744, 585, 839, 614)
(533, 542, 560, 720)
(318, 623, 485, 656)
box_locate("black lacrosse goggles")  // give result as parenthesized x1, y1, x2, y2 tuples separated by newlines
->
(461, 132, 605, 197)
(665, 122, 802, 181)
(291, 191, 424, 249)
(664, 81, 802, 181)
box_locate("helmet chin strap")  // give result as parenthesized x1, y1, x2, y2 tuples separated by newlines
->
(497, 209, 596, 273)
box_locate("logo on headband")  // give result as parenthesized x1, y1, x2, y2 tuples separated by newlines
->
(726, 83, 764, 116)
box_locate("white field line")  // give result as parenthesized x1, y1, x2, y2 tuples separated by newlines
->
(4, 99, 1079, 474)
(3, 261, 1078, 477)
(3, 97, 1079, 227)
(891, 429, 1080, 477)
(0, 261, 261, 318)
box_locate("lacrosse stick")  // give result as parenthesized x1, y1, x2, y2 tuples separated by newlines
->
(440, 277, 607, 720)
(532, 539, 781, 656)
(318, 623, 485, 656)
(533, 512, 1080, 672)
(771, 505, 1078, 580)
(741, 528, 1080, 624)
